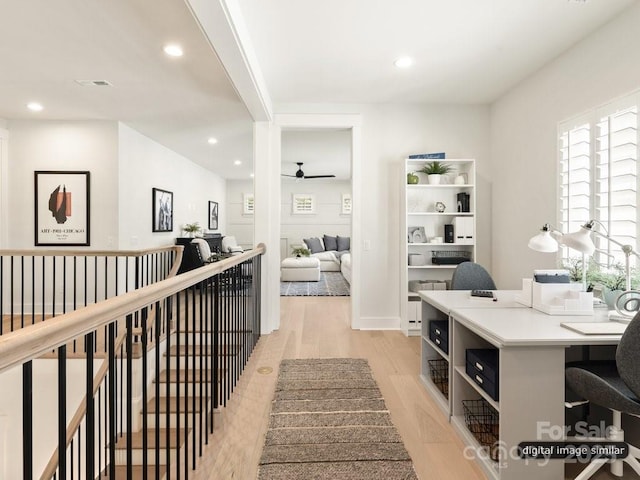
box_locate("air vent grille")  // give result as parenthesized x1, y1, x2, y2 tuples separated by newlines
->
(75, 80, 113, 87)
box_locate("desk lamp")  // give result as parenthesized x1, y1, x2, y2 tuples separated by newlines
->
(529, 220, 640, 317)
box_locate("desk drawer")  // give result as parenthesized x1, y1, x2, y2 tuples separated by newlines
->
(466, 349, 499, 401)
(429, 320, 449, 354)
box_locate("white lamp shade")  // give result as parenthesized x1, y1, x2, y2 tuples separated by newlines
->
(559, 226, 596, 255)
(528, 231, 559, 253)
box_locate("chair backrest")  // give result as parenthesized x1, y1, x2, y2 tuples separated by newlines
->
(450, 262, 497, 290)
(222, 236, 244, 255)
(616, 311, 640, 398)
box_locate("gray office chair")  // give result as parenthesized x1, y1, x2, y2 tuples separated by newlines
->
(565, 312, 640, 479)
(450, 261, 496, 290)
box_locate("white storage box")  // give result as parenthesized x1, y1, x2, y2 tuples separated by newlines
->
(408, 253, 427, 266)
(532, 281, 593, 315)
(515, 278, 533, 307)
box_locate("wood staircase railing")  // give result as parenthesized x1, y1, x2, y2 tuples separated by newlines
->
(0, 244, 264, 480)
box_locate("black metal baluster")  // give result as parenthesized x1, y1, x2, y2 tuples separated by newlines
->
(126, 314, 133, 479)
(142, 309, 149, 480)
(192, 283, 197, 471)
(22, 361, 33, 480)
(155, 301, 162, 478)
(108, 322, 116, 479)
(86, 332, 95, 480)
(20, 256, 24, 329)
(58, 344, 67, 479)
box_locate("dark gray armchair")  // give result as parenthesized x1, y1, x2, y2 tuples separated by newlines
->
(450, 261, 496, 290)
(565, 313, 640, 478)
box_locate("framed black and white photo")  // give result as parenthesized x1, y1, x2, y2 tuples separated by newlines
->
(34, 170, 90, 246)
(407, 226, 426, 243)
(152, 188, 173, 232)
(208, 201, 218, 230)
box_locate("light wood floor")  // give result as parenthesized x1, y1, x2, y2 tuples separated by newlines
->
(189, 296, 637, 480)
(192, 296, 487, 480)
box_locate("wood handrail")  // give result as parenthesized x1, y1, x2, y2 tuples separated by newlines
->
(0, 244, 265, 375)
(0, 244, 182, 257)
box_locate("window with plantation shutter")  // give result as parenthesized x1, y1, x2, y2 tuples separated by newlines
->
(593, 106, 638, 266)
(559, 95, 639, 270)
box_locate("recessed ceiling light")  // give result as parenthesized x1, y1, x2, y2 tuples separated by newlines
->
(27, 102, 44, 112)
(163, 44, 184, 57)
(234, 160, 242, 166)
(208, 137, 218, 145)
(394, 56, 414, 68)
(250, 173, 255, 178)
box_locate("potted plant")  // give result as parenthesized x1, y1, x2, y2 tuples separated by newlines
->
(407, 172, 419, 185)
(419, 161, 452, 185)
(291, 246, 311, 258)
(182, 222, 201, 238)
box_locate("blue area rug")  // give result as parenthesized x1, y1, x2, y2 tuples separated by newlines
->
(280, 272, 350, 297)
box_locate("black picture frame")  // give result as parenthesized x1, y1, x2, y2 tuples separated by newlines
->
(152, 188, 173, 232)
(208, 201, 219, 230)
(34, 170, 90, 246)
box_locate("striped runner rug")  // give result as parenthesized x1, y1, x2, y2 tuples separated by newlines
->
(258, 358, 418, 479)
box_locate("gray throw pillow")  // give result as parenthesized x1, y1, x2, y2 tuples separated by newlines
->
(337, 235, 350, 252)
(304, 237, 324, 254)
(323, 235, 338, 252)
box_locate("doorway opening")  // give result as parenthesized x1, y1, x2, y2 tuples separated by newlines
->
(279, 128, 352, 299)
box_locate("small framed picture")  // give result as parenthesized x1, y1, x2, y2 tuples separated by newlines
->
(152, 188, 173, 232)
(34, 170, 90, 246)
(243, 193, 254, 215)
(407, 226, 426, 243)
(208, 201, 219, 230)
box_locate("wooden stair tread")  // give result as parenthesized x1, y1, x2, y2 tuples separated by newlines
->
(98, 465, 166, 479)
(166, 344, 240, 356)
(146, 396, 205, 413)
(113, 428, 185, 449)
(156, 369, 219, 383)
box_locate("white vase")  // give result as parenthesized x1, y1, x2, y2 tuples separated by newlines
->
(428, 174, 441, 185)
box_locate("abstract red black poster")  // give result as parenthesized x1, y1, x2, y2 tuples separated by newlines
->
(35, 171, 90, 246)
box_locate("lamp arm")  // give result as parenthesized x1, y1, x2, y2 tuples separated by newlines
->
(589, 229, 640, 259)
(589, 229, 639, 290)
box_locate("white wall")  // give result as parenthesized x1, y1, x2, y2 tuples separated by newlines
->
(275, 104, 490, 327)
(117, 123, 227, 248)
(226, 179, 254, 249)
(3, 121, 227, 250)
(5, 120, 119, 249)
(0, 359, 98, 480)
(280, 180, 351, 257)
(490, 3, 640, 288)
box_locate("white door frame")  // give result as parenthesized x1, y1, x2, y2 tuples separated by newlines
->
(268, 113, 362, 330)
(0, 128, 8, 248)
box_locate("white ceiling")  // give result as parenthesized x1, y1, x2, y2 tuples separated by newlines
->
(237, 0, 636, 104)
(282, 129, 352, 181)
(0, 0, 254, 179)
(0, 1, 636, 180)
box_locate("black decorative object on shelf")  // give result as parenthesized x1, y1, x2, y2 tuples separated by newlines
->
(457, 193, 470, 213)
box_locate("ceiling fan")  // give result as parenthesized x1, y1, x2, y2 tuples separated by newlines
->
(282, 162, 336, 179)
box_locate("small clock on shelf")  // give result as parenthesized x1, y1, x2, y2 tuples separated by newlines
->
(435, 201, 446, 213)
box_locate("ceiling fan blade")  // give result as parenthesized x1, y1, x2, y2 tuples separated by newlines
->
(304, 175, 336, 179)
(281, 174, 297, 177)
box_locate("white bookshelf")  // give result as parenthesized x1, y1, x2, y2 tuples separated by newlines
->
(400, 158, 476, 336)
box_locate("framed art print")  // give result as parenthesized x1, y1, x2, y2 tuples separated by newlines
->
(208, 201, 219, 230)
(152, 188, 173, 232)
(34, 170, 90, 246)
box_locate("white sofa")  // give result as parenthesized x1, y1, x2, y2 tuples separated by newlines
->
(340, 253, 351, 285)
(311, 251, 341, 272)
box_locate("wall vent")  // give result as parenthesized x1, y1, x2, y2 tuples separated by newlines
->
(75, 80, 113, 87)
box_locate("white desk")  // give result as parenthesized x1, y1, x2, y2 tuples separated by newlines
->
(418, 290, 622, 480)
